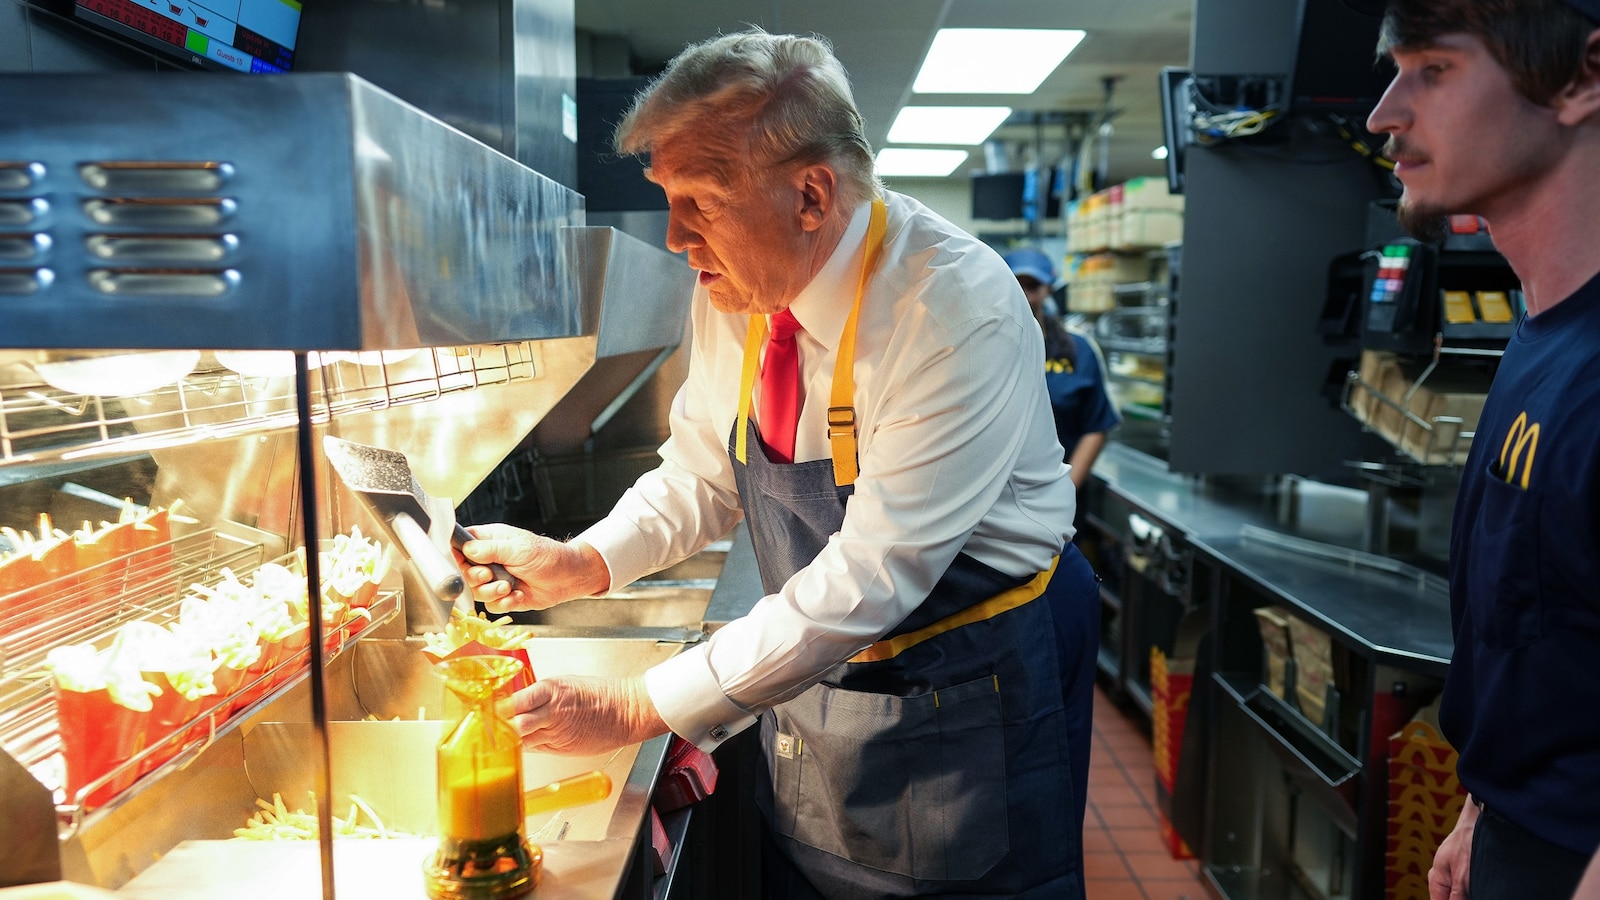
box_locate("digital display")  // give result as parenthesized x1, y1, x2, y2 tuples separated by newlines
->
(75, 0, 302, 73)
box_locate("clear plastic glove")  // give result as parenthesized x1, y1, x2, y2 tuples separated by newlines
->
(455, 523, 610, 614)
(500, 674, 667, 756)
(1428, 795, 1477, 900)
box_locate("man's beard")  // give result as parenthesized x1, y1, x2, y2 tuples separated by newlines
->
(1396, 197, 1448, 244)
(1384, 135, 1449, 243)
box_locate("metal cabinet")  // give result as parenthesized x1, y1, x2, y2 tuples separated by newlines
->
(1085, 444, 1456, 900)
(1193, 530, 1450, 900)
(1077, 477, 1198, 717)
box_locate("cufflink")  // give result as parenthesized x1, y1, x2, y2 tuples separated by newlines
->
(708, 724, 729, 741)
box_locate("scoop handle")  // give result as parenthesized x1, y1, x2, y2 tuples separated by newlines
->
(392, 512, 465, 601)
(523, 770, 613, 815)
(451, 523, 527, 596)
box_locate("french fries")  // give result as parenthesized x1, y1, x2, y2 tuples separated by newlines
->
(232, 791, 410, 840)
(421, 609, 534, 658)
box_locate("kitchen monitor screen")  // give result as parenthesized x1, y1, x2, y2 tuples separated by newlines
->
(74, 0, 302, 73)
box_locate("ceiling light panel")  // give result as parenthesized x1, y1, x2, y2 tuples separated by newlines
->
(913, 28, 1087, 95)
(887, 106, 1013, 145)
(875, 148, 971, 178)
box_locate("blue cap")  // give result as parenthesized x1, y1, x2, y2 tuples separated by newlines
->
(1003, 248, 1057, 286)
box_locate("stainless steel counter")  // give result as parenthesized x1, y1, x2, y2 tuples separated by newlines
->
(702, 524, 760, 631)
(117, 835, 652, 900)
(1202, 533, 1452, 674)
(1091, 442, 1288, 542)
(1090, 441, 1453, 670)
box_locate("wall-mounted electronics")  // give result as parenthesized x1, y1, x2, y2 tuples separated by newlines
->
(971, 171, 1061, 221)
(1158, 67, 1192, 195)
(1287, 0, 1393, 114)
(1364, 242, 1426, 334)
(1357, 221, 1522, 355)
(73, 0, 303, 72)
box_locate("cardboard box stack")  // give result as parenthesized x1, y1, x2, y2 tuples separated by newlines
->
(1386, 701, 1466, 900)
(1253, 606, 1294, 700)
(1285, 614, 1335, 728)
(1114, 177, 1185, 250)
(1393, 371, 1487, 466)
(1252, 606, 1338, 726)
(1351, 353, 1489, 465)
(1067, 253, 1152, 314)
(1067, 178, 1186, 255)
(1350, 350, 1400, 427)
(1150, 645, 1196, 860)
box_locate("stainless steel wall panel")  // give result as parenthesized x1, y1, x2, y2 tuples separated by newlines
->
(294, 0, 511, 157)
(292, 0, 576, 190)
(512, 0, 577, 188)
(345, 77, 584, 348)
(574, 226, 691, 358)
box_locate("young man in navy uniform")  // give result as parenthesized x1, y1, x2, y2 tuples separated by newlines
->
(1362, 1, 1600, 897)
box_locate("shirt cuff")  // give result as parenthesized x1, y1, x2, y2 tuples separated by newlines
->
(575, 516, 653, 592)
(644, 644, 759, 753)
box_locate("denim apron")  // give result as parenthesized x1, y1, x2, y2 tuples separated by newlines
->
(729, 199, 1091, 898)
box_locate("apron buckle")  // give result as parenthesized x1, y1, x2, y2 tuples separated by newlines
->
(826, 406, 856, 436)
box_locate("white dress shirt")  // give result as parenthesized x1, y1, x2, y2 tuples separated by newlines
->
(578, 190, 1076, 750)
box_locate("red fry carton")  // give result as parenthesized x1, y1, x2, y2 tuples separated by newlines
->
(422, 639, 536, 696)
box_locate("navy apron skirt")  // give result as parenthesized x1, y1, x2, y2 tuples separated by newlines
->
(730, 420, 1096, 898)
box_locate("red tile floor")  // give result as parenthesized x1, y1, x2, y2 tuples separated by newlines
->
(1085, 685, 1211, 900)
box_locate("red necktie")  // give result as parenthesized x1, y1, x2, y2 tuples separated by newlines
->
(759, 309, 803, 463)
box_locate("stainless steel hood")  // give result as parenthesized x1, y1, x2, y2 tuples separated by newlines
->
(0, 70, 692, 540)
(0, 72, 584, 351)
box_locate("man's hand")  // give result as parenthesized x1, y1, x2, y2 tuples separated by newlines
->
(1429, 795, 1479, 900)
(456, 523, 611, 613)
(501, 675, 668, 756)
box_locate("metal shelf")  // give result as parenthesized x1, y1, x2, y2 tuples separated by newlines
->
(1111, 281, 1167, 297)
(1341, 333, 1498, 468)
(1108, 371, 1165, 388)
(1120, 403, 1166, 422)
(1340, 374, 1475, 468)
(0, 345, 540, 468)
(1126, 679, 1154, 717)
(1203, 864, 1322, 900)
(1099, 337, 1168, 356)
(0, 536, 400, 826)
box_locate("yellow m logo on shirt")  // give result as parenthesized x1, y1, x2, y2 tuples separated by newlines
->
(1498, 412, 1539, 490)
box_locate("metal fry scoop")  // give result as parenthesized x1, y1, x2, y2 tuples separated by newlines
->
(322, 435, 520, 606)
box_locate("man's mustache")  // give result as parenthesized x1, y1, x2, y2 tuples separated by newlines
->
(1382, 136, 1424, 165)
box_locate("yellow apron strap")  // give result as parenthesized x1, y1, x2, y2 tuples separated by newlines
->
(849, 556, 1059, 664)
(735, 315, 766, 465)
(734, 196, 887, 479)
(829, 197, 887, 486)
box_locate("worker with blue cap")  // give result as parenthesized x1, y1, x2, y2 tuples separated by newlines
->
(1002, 247, 1119, 493)
(1355, 1, 1600, 898)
